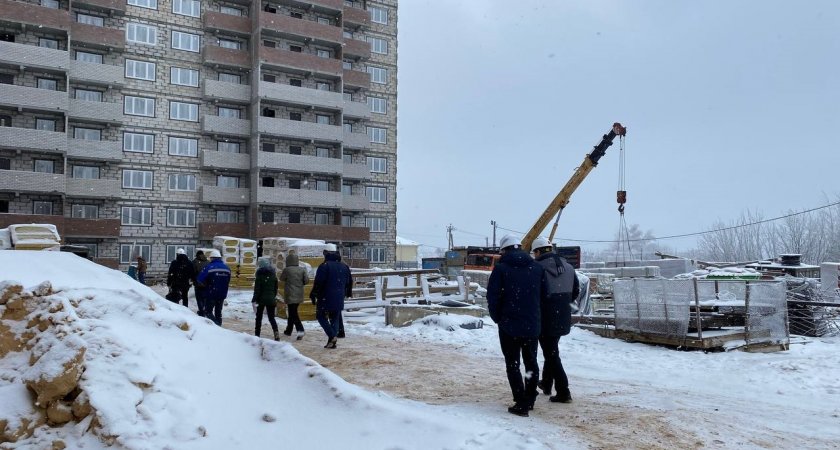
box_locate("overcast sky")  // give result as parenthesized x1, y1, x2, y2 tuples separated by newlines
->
(394, 0, 840, 253)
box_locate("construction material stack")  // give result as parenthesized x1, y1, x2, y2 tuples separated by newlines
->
(262, 237, 332, 321)
(212, 236, 256, 288)
(3, 224, 61, 251)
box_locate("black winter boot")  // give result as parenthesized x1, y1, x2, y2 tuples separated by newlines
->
(273, 330, 280, 341)
(507, 404, 529, 417)
(549, 389, 572, 403)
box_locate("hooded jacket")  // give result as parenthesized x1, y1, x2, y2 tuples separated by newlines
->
(192, 253, 209, 285)
(486, 248, 544, 338)
(167, 253, 194, 288)
(196, 258, 232, 302)
(279, 253, 309, 305)
(310, 252, 352, 312)
(252, 264, 279, 307)
(535, 252, 580, 336)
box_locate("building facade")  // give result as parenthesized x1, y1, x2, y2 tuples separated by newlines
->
(0, 0, 398, 274)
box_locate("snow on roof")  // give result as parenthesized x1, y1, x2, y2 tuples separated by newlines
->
(396, 236, 419, 246)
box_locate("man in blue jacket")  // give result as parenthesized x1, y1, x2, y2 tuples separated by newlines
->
(310, 244, 352, 349)
(487, 234, 545, 417)
(196, 249, 232, 326)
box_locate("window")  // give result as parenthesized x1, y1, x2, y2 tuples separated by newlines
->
(125, 59, 156, 81)
(34, 160, 55, 173)
(37, 78, 57, 90)
(263, 40, 277, 48)
(368, 36, 388, 54)
(366, 247, 386, 263)
(261, 142, 275, 152)
(219, 107, 240, 118)
(0, 74, 12, 85)
(316, 82, 331, 91)
(75, 89, 102, 102)
(218, 141, 240, 153)
(317, 17, 331, 25)
(219, 72, 241, 83)
(72, 205, 98, 219)
(289, 45, 302, 53)
(261, 211, 274, 223)
(75, 51, 102, 63)
(76, 14, 104, 26)
(365, 186, 386, 203)
(343, 30, 352, 39)
(121, 207, 152, 226)
(316, 49, 331, 59)
(124, 132, 154, 153)
(217, 175, 239, 188)
(261, 177, 274, 187)
(367, 126, 386, 144)
(289, 146, 301, 155)
(170, 67, 199, 87)
(262, 108, 275, 118)
(315, 213, 330, 225)
(0, 158, 10, 170)
(36, 118, 56, 131)
(290, 12, 302, 19)
(342, 153, 352, 163)
(288, 179, 300, 189)
(315, 180, 329, 191)
(41, 0, 59, 8)
(289, 112, 301, 121)
(367, 66, 387, 84)
(262, 74, 276, 83)
(172, 0, 200, 17)
(316, 147, 330, 158)
(166, 245, 196, 262)
(218, 39, 240, 50)
(33, 201, 53, 215)
(342, 61, 352, 70)
(167, 209, 196, 227)
(169, 101, 198, 121)
(220, 6, 241, 16)
(168, 136, 198, 156)
(127, 0, 157, 9)
(72, 166, 100, 179)
(366, 217, 386, 233)
(367, 156, 386, 173)
(168, 173, 197, 191)
(216, 210, 237, 223)
(284, 212, 299, 223)
(124, 96, 156, 117)
(341, 215, 351, 227)
(39, 38, 58, 49)
(343, 122, 353, 133)
(368, 96, 386, 114)
(316, 114, 331, 125)
(369, 6, 387, 24)
(0, 33, 13, 43)
(122, 170, 153, 189)
(171, 31, 199, 52)
(120, 244, 151, 264)
(74, 128, 101, 140)
(126, 23, 157, 45)
(289, 78, 302, 87)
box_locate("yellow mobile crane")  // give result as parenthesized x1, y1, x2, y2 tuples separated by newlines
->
(520, 122, 627, 252)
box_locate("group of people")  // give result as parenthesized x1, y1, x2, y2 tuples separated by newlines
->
(487, 234, 580, 417)
(164, 248, 232, 326)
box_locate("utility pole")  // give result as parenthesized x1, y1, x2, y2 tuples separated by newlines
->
(490, 220, 497, 247)
(446, 224, 454, 250)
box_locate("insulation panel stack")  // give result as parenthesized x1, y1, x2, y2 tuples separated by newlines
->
(212, 236, 257, 288)
(7, 224, 61, 251)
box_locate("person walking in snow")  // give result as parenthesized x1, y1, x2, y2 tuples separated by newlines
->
(136, 255, 147, 285)
(310, 244, 352, 349)
(486, 234, 545, 417)
(252, 258, 280, 340)
(167, 248, 194, 307)
(279, 252, 309, 340)
(192, 250, 210, 316)
(531, 237, 579, 404)
(196, 249, 232, 326)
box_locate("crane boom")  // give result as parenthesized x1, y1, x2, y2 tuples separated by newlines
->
(520, 122, 627, 252)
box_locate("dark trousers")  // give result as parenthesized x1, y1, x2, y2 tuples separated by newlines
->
(255, 303, 278, 337)
(138, 273, 146, 285)
(207, 298, 224, 326)
(169, 285, 189, 308)
(194, 288, 206, 317)
(499, 329, 540, 407)
(285, 303, 304, 333)
(316, 308, 341, 339)
(539, 335, 568, 394)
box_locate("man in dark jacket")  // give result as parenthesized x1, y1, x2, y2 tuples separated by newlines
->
(192, 250, 210, 316)
(532, 237, 580, 404)
(310, 244, 352, 349)
(252, 258, 280, 340)
(196, 249, 232, 326)
(487, 234, 545, 417)
(167, 248, 194, 307)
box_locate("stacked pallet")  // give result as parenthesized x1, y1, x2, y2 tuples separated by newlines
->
(212, 236, 257, 288)
(4, 224, 61, 251)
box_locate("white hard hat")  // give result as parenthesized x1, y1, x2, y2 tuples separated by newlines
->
(532, 237, 552, 252)
(176, 248, 186, 255)
(324, 243, 337, 252)
(499, 234, 521, 250)
(208, 249, 221, 258)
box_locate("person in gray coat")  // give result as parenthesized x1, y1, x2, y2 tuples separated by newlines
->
(279, 253, 309, 340)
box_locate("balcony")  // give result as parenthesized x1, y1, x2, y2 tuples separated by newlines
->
(342, 130, 371, 149)
(259, 81, 343, 110)
(343, 6, 370, 28)
(342, 99, 370, 119)
(203, 46, 251, 69)
(258, 117, 342, 142)
(0, 127, 66, 154)
(201, 150, 251, 171)
(257, 152, 342, 175)
(309, 0, 343, 11)
(257, 187, 342, 208)
(72, 0, 125, 14)
(342, 163, 370, 180)
(259, 47, 342, 77)
(341, 226, 369, 242)
(342, 194, 369, 211)
(204, 80, 251, 103)
(71, 23, 125, 50)
(69, 99, 123, 124)
(0, 41, 69, 72)
(255, 223, 369, 242)
(69, 61, 124, 86)
(260, 13, 342, 45)
(0, 84, 69, 113)
(199, 222, 249, 240)
(343, 38, 370, 59)
(0, 170, 65, 195)
(204, 11, 251, 36)
(64, 218, 120, 238)
(0, 0, 71, 33)
(67, 139, 122, 162)
(201, 186, 251, 205)
(0, 213, 63, 233)
(343, 69, 370, 89)
(66, 178, 121, 199)
(202, 116, 252, 137)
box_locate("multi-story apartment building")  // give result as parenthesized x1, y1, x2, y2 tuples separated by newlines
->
(0, 0, 398, 275)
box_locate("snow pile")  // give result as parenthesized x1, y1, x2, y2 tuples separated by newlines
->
(674, 267, 761, 279)
(0, 251, 537, 449)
